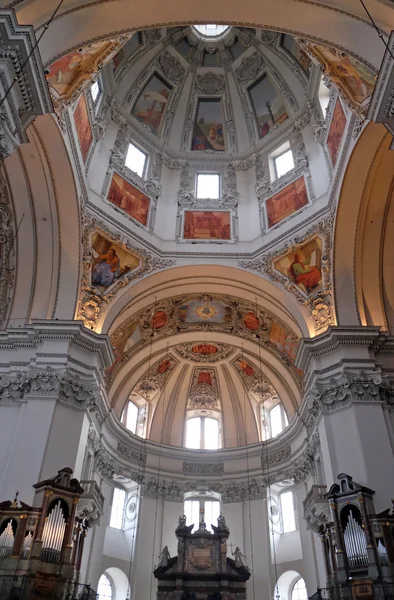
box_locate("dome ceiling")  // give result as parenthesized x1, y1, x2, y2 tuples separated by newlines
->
(107, 293, 302, 447)
(110, 25, 311, 156)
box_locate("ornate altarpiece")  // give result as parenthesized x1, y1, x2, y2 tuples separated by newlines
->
(154, 520, 250, 600)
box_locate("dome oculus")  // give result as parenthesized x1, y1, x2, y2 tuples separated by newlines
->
(193, 25, 230, 38)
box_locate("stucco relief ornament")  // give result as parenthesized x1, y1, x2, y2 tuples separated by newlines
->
(159, 51, 185, 82)
(195, 72, 225, 95)
(235, 52, 263, 82)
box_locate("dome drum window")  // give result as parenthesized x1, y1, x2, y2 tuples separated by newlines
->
(125, 142, 148, 179)
(269, 141, 295, 181)
(196, 173, 221, 199)
(185, 415, 221, 449)
(91, 79, 101, 104)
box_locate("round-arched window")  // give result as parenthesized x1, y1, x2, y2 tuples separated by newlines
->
(291, 577, 308, 600)
(98, 574, 113, 600)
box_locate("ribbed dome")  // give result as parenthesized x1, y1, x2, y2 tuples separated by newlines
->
(110, 26, 312, 155)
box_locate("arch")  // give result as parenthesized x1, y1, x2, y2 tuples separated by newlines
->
(4, 114, 80, 324)
(334, 122, 394, 332)
(102, 265, 311, 336)
(105, 567, 130, 600)
(276, 570, 306, 600)
(14, 0, 389, 72)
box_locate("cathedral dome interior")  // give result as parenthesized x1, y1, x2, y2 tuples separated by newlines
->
(1, 3, 394, 600)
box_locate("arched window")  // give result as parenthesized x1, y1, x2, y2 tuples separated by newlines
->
(280, 490, 296, 533)
(97, 574, 113, 600)
(185, 416, 220, 449)
(291, 577, 308, 600)
(184, 493, 221, 532)
(109, 487, 126, 529)
(318, 76, 331, 116)
(121, 399, 147, 437)
(261, 402, 289, 440)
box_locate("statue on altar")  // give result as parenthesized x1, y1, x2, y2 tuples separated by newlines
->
(232, 546, 248, 569)
(157, 545, 171, 568)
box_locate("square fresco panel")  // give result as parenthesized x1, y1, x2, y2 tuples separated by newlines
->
(183, 211, 231, 240)
(91, 232, 140, 291)
(131, 72, 172, 136)
(192, 98, 226, 151)
(107, 173, 150, 226)
(327, 98, 347, 166)
(46, 41, 111, 98)
(281, 34, 311, 74)
(274, 236, 323, 295)
(266, 176, 309, 228)
(311, 45, 375, 105)
(73, 94, 93, 163)
(248, 74, 288, 139)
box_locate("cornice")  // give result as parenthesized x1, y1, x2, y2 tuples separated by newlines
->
(296, 326, 383, 371)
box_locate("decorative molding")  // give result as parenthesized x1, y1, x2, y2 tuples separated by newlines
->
(0, 9, 53, 158)
(117, 441, 147, 465)
(183, 461, 224, 475)
(0, 167, 15, 326)
(174, 342, 235, 363)
(261, 445, 291, 467)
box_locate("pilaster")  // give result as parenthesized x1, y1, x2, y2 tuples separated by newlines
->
(297, 326, 394, 511)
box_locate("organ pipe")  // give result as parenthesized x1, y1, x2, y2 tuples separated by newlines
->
(41, 501, 66, 563)
(343, 510, 368, 569)
(0, 521, 15, 558)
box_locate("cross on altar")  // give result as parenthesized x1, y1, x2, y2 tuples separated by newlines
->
(229, 542, 235, 554)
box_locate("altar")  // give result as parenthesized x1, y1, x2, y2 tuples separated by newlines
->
(154, 517, 250, 600)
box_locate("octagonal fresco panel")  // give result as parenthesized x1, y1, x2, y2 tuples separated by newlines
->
(91, 232, 141, 292)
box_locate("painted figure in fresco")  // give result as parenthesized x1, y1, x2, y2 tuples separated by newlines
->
(92, 248, 120, 287)
(288, 252, 321, 293)
(46, 53, 84, 87)
(238, 360, 254, 377)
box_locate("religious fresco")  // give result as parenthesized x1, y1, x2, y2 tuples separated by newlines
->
(242, 312, 260, 332)
(281, 35, 311, 74)
(327, 98, 347, 166)
(248, 74, 288, 139)
(131, 72, 172, 136)
(274, 236, 323, 295)
(269, 322, 299, 362)
(151, 309, 169, 331)
(107, 294, 303, 386)
(304, 44, 376, 111)
(73, 94, 93, 163)
(266, 176, 309, 228)
(175, 342, 235, 363)
(183, 211, 231, 240)
(91, 232, 140, 291)
(45, 40, 119, 103)
(235, 358, 255, 377)
(177, 298, 233, 325)
(191, 98, 226, 151)
(107, 173, 150, 227)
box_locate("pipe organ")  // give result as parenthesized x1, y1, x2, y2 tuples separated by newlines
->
(0, 468, 91, 599)
(318, 473, 394, 596)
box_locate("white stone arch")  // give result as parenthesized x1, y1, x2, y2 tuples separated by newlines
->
(276, 570, 307, 600)
(14, 0, 389, 72)
(4, 114, 81, 324)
